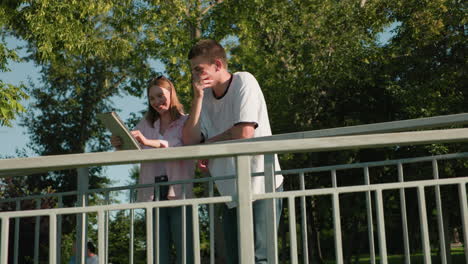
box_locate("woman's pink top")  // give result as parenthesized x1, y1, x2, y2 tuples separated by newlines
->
(135, 114, 195, 202)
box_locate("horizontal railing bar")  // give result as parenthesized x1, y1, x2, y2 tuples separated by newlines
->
(253, 177, 468, 200)
(0, 196, 232, 218)
(0, 175, 235, 206)
(228, 113, 468, 143)
(278, 152, 468, 175)
(161, 152, 468, 180)
(0, 191, 78, 204)
(85, 175, 234, 194)
(170, 152, 468, 180)
(3, 177, 466, 218)
(3, 152, 466, 207)
(1, 128, 468, 177)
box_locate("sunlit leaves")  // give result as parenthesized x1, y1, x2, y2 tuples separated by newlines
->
(0, 81, 28, 127)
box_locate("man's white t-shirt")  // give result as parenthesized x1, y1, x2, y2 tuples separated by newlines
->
(200, 72, 284, 208)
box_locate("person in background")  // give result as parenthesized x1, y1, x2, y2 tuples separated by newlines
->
(68, 241, 98, 264)
(111, 76, 194, 264)
(86, 241, 98, 264)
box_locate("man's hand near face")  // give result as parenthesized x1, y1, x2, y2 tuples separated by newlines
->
(192, 73, 213, 98)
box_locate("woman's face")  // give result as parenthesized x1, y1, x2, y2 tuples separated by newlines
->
(149, 85, 171, 114)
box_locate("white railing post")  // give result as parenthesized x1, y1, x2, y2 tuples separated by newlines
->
(236, 155, 255, 263)
(49, 213, 57, 264)
(417, 186, 432, 264)
(146, 207, 154, 264)
(192, 205, 201, 264)
(288, 197, 299, 264)
(432, 159, 447, 264)
(57, 196, 63, 263)
(458, 183, 468, 264)
(155, 206, 159, 264)
(375, 190, 388, 264)
(264, 154, 278, 264)
(364, 167, 376, 264)
(76, 167, 88, 264)
(299, 173, 309, 264)
(182, 185, 187, 264)
(208, 180, 215, 264)
(14, 201, 20, 264)
(331, 170, 344, 264)
(1, 217, 10, 264)
(34, 199, 40, 264)
(104, 192, 110, 264)
(129, 189, 135, 264)
(397, 163, 410, 264)
(98, 211, 105, 264)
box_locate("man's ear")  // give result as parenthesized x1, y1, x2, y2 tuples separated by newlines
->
(214, 59, 223, 71)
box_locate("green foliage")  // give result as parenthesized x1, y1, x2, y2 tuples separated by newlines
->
(0, 81, 28, 126)
(106, 210, 147, 264)
(0, 12, 29, 126)
(230, 0, 395, 133)
(384, 0, 467, 118)
(7, 1, 130, 62)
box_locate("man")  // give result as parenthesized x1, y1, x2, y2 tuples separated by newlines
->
(183, 39, 283, 264)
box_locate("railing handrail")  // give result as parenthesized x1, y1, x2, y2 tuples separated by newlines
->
(2, 113, 468, 177)
(226, 112, 468, 143)
(0, 175, 234, 203)
(1, 127, 468, 177)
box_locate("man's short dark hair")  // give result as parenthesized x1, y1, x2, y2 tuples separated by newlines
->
(87, 241, 96, 254)
(188, 39, 227, 68)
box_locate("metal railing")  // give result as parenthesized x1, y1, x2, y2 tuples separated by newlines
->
(1, 113, 468, 264)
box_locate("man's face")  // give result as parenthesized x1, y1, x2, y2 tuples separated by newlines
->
(190, 56, 218, 87)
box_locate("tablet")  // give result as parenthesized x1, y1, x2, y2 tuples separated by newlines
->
(97, 111, 142, 150)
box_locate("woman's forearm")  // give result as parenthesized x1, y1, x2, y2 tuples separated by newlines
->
(144, 139, 162, 148)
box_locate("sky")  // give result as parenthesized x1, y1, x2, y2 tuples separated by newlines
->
(0, 37, 162, 203)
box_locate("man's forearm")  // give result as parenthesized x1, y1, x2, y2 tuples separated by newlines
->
(182, 95, 203, 145)
(205, 128, 234, 143)
(206, 124, 255, 143)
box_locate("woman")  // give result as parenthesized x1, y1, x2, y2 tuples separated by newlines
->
(111, 76, 194, 264)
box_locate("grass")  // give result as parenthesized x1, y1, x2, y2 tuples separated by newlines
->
(320, 247, 466, 264)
